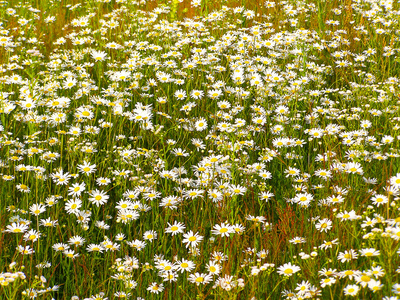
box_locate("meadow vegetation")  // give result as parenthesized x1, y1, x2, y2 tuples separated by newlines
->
(1, 0, 400, 298)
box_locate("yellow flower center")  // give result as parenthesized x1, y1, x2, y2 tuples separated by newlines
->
(361, 275, 371, 282)
(284, 268, 293, 275)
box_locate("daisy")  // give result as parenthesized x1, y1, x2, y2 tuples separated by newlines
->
(339, 269, 360, 280)
(355, 273, 374, 288)
(259, 170, 272, 180)
(208, 189, 223, 203)
(174, 89, 186, 100)
(176, 259, 195, 273)
(68, 236, 85, 247)
(206, 261, 221, 275)
(315, 169, 332, 180)
(123, 189, 139, 200)
(117, 209, 140, 223)
(384, 186, 399, 197)
(76, 210, 91, 224)
(296, 280, 311, 295)
(188, 273, 213, 286)
(89, 189, 109, 206)
(162, 271, 178, 283)
(359, 248, 380, 257)
(102, 240, 120, 252)
(52, 243, 70, 252)
(293, 192, 313, 207)
(369, 266, 385, 278)
(5, 222, 29, 233)
(156, 71, 171, 83)
(321, 277, 336, 287)
(51, 171, 70, 185)
(285, 167, 300, 177)
(326, 194, 344, 204)
(96, 177, 111, 186)
(29, 203, 46, 216)
(165, 221, 186, 236)
(392, 283, 400, 294)
(367, 279, 383, 292)
(143, 191, 161, 201)
(315, 218, 333, 232)
(217, 101, 231, 109)
(23, 229, 41, 242)
(259, 191, 274, 202)
(208, 89, 223, 100)
(147, 282, 164, 294)
(126, 239, 146, 251)
(345, 162, 363, 175)
(230, 184, 247, 196)
(95, 220, 110, 230)
(232, 224, 245, 234)
(63, 77, 77, 89)
(17, 245, 35, 255)
(211, 223, 233, 237)
(65, 198, 82, 215)
(336, 210, 359, 221)
(195, 118, 208, 131)
(69, 126, 81, 136)
(246, 215, 266, 223)
(319, 239, 339, 250)
(252, 116, 266, 126)
(63, 249, 79, 259)
(20, 99, 36, 110)
(370, 194, 388, 207)
(91, 50, 108, 61)
(318, 268, 337, 277)
(272, 137, 287, 148)
(2, 175, 15, 181)
(191, 138, 206, 149)
(212, 251, 228, 263)
(172, 148, 189, 157)
(289, 237, 306, 244)
(156, 260, 175, 273)
(343, 284, 360, 296)
(309, 128, 324, 138)
(68, 182, 86, 197)
(160, 196, 179, 209)
(143, 230, 157, 242)
(16, 183, 30, 193)
(277, 263, 301, 276)
(190, 89, 204, 99)
(390, 173, 400, 187)
(183, 189, 204, 199)
(337, 249, 358, 263)
(217, 122, 232, 132)
(40, 218, 58, 228)
(257, 249, 269, 259)
(77, 161, 96, 175)
(182, 231, 203, 248)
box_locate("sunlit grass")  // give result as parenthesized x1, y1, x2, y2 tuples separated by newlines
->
(1, 0, 400, 299)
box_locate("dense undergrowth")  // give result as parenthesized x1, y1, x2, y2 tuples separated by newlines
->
(1, 0, 400, 299)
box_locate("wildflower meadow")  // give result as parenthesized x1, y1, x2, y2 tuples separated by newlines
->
(1, 0, 400, 299)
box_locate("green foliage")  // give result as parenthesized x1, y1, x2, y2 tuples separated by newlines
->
(0, 0, 400, 299)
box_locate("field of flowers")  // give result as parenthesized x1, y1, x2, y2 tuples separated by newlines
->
(1, 0, 400, 298)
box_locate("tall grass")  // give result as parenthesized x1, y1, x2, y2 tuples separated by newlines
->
(0, 0, 400, 299)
